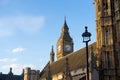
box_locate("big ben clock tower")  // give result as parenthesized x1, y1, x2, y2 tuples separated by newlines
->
(56, 19, 73, 60)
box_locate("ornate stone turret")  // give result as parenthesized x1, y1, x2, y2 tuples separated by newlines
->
(50, 46, 55, 64)
(62, 58, 72, 80)
(24, 67, 40, 80)
(89, 46, 98, 80)
(8, 67, 13, 75)
(89, 46, 97, 72)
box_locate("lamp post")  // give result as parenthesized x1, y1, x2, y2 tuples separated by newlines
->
(82, 26, 91, 80)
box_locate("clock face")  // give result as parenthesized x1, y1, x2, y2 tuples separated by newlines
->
(58, 45, 61, 52)
(65, 44, 71, 51)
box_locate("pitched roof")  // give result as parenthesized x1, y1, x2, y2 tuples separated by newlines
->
(40, 42, 96, 79)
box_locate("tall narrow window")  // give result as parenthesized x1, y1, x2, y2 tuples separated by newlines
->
(106, 30, 109, 45)
(103, 0, 108, 10)
(105, 3, 108, 10)
(98, 0, 100, 12)
(109, 76, 112, 80)
(98, 5, 100, 12)
(116, 52, 119, 67)
(107, 52, 111, 68)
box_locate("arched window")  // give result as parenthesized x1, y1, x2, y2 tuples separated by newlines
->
(107, 52, 111, 68)
(103, 0, 108, 10)
(105, 30, 109, 45)
(116, 52, 120, 67)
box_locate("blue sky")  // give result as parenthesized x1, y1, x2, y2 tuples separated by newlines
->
(0, 0, 96, 74)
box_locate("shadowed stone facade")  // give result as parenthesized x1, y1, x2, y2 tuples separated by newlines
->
(94, 0, 120, 80)
(0, 68, 23, 80)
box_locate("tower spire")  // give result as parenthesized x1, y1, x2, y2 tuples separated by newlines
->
(62, 17, 69, 33)
(64, 16, 66, 24)
(51, 45, 54, 53)
(8, 67, 13, 75)
(50, 45, 54, 64)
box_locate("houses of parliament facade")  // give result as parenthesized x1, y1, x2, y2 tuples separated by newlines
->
(40, 0, 120, 80)
(95, 0, 120, 80)
(1, 0, 120, 80)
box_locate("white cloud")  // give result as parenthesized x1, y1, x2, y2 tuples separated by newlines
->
(0, 15, 45, 37)
(0, 58, 17, 62)
(12, 47, 25, 53)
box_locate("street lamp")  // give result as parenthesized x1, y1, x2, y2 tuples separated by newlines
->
(82, 26, 91, 80)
